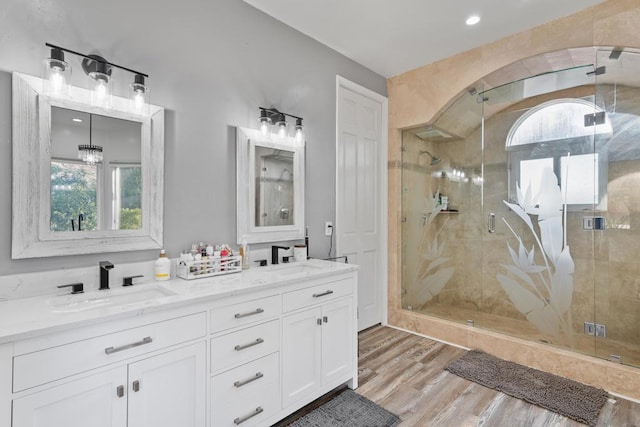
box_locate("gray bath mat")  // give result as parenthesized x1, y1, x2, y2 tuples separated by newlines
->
(289, 389, 401, 427)
(446, 350, 609, 427)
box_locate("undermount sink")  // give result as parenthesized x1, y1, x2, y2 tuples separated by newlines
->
(48, 285, 177, 313)
(270, 262, 323, 276)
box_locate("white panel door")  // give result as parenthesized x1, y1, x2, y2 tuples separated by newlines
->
(12, 366, 127, 427)
(336, 76, 388, 331)
(281, 307, 322, 407)
(127, 342, 206, 427)
(321, 298, 354, 385)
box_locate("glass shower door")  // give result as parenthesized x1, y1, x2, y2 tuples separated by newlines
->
(400, 90, 484, 323)
(479, 66, 599, 354)
(593, 48, 640, 367)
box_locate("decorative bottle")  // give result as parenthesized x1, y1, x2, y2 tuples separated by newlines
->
(154, 249, 171, 281)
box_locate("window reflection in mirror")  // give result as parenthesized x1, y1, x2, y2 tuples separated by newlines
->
(50, 106, 142, 232)
(254, 147, 295, 227)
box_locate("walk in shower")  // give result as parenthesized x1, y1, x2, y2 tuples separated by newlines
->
(401, 47, 640, 367)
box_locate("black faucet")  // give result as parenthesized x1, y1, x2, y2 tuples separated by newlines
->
(271, 245, 290, 265)
(99, 261, 114, 290)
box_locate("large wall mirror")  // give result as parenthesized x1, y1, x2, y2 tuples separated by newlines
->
(12, 72, 165, 258)
(236, 127, 305, 244)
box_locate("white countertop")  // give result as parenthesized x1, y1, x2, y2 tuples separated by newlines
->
(0, 259, 357, 344)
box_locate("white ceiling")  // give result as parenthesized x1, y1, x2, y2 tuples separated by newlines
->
(243, 0, 605, 78)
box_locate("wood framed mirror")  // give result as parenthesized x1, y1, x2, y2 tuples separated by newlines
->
(12, 72, 165, 258)
(236, 126, 305, 244)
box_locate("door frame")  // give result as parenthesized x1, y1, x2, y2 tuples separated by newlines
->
(335, 75, 389, 328)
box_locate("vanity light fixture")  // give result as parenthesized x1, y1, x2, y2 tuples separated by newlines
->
(275, 113, 287, 140)
(78, 114, 103, 165)
(82, 54, 113, 108)
(44, 43, 150, 114)
(259, 109, 272, 136)
(130, 74, 149, 115)
(294, 118, 304, 143)
(43, 46, 71, 97)
(258, 107, 304, 142)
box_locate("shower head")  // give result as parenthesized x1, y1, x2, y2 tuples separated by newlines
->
(419, 150, 441, 166)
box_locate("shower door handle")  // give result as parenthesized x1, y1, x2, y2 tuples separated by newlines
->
(488, 213, 496, 233)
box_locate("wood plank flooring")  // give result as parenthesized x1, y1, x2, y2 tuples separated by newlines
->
(356, 326, 640, 427)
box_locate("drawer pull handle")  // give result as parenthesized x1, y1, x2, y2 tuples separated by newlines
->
(234, 308, 264, 319)
(235, 338, 264, 351)
(105, 336, 153, 355)
(234, 372, 264, 388)
(132, 380, 140, 392)
(323, 316, 328, 323)
(312, 290, 334, 298)
(234, 407, 263, 425)
(116, 385, 124, 398)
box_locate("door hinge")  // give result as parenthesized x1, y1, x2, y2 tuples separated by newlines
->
(584, 111, 606, 127)
(586, 66, 606, 76)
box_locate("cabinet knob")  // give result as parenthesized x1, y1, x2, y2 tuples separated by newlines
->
(317, 318, 322, 326)
(116, 385, 124, 398)
(132, 380, 140, 392)
(323, 316, 328, 323)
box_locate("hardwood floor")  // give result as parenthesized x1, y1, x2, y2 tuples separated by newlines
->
(356, 326, 640, 427)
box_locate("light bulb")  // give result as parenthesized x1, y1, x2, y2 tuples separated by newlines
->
(278, 123, 287, 140)
(129, 74, 149, 115)
(294, 118, 304, 143)
(260, 122, 269, 136)
(48, 67, 65, 94)
(95, 80, 107, 100)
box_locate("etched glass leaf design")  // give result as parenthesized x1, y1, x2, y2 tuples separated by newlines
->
(417, 267, 455, 304)
(550, 246, 574, 313)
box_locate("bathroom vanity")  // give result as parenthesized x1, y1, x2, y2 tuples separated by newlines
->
(0, 259, 358, 427)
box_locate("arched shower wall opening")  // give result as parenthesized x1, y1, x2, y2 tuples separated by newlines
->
(400, 47, 640, 368)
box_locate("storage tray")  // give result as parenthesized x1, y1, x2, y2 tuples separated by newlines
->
(176, 255, 242, 280)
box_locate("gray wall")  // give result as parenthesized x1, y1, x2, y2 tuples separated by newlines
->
(0, 0, 386, 275)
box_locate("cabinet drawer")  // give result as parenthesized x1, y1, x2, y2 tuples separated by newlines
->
(282, 278, 352, 313)
(211, 352, 280, 427)
(211, 319, 279, 374)
(13, 312, 207, 392)
(211, 295, 280, 334)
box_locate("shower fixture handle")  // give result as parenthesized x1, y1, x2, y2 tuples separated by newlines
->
(488, 213, 496, 233)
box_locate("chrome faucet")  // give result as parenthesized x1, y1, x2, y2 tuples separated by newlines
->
(271, 245, 289, 265)
(99, 261, 114, 290)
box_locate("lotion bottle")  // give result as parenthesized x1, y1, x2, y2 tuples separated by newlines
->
(154, 249, 171, 281)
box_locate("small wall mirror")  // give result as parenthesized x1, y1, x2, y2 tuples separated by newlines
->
(12, 72, 164, 258)
(236, 127, 305, 244)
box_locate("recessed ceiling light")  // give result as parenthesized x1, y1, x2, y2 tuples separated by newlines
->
(466, 15, 480, 26)
(72, 118, 83, 122)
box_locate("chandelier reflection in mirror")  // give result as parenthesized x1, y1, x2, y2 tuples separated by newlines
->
(43, 43, 150, 165)
(258, 107, 304, 143)
(77, 114, 103, 165)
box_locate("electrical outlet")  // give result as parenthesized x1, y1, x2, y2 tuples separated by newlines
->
(324, 221, 333, 236)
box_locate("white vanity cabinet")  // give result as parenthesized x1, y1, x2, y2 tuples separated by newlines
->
(281, 279, 355, 409)
(210, 294, 282, 426)
(0, 261, 358, 427)
(10, 310, 208, 427)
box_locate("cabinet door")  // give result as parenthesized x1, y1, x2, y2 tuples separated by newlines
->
(128, 342, 206, 427)
(321, 298, 354, 386)
(281, 307, 322, 408)
(12, 366, 127, 427)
